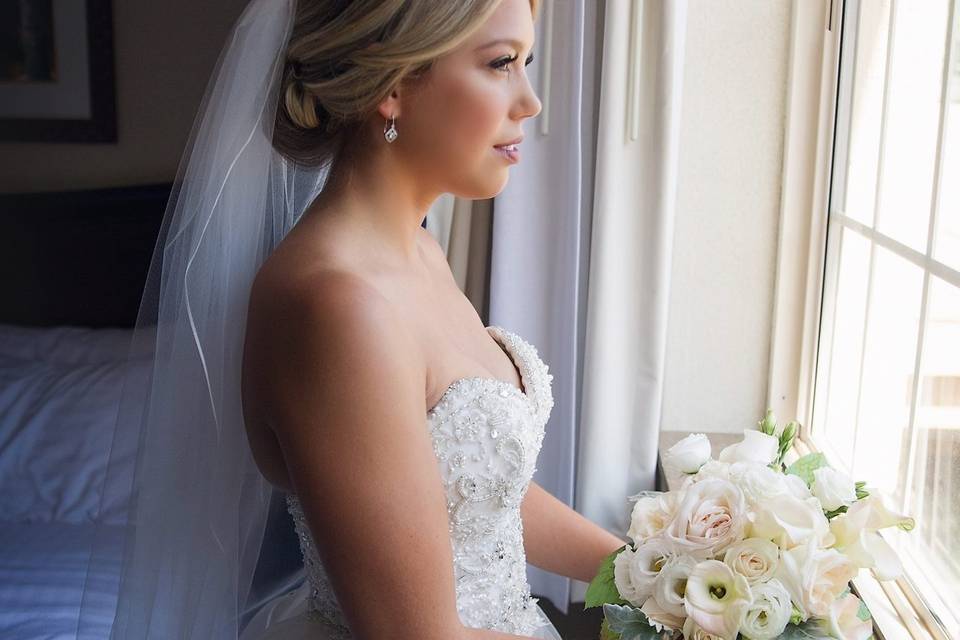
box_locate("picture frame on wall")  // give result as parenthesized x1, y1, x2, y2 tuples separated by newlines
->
(0, 0, 117, 143)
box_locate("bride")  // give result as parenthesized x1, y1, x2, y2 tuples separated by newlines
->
(85, 0, 625, 638)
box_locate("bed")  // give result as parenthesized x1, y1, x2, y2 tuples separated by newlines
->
(0, 184, 304, 639)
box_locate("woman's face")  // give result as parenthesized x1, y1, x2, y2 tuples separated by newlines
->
(392, 0, 542, 199)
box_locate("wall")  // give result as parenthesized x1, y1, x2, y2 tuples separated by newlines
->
(661, 0, 793, 434)
(0, 0, 247, 193)
(0, 0, 796, 439)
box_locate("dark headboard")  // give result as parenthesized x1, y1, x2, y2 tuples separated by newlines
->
(0, 183, 171, 328)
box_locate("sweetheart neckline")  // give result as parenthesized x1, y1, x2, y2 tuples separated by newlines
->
(425, 325, 530, 418)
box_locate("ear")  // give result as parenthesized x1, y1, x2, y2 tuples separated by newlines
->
(376, 88, 402, 121)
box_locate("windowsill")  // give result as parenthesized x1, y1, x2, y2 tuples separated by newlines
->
(656, 430, 928, 640)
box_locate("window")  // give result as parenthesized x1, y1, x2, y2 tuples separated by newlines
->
(810, 0, 959, 637)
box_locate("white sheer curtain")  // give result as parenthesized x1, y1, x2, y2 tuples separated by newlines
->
(486, 0, 601, 614)
(572, 0, 687, 602)
(485, 0, 688, 609)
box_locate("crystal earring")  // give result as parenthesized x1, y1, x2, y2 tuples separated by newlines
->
(383, 115, 398, 143)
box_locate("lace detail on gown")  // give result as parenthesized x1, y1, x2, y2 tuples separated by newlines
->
(285, 325, 555, 636)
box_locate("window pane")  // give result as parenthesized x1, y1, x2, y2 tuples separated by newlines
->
(843, 0, 892, 227)
(889, 276, 960, 638)
(850, 247, 923, 493)
(875, 1, 950, 253)
(933, 7, 960, 272)
(816, 227, 872, 470)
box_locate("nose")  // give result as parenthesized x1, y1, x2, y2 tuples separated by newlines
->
(517, 72, 542, 120)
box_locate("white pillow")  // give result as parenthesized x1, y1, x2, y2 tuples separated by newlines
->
(0, 325, 153, 525)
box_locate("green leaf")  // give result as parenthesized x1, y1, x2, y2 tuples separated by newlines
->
(786, 453, 829, 486)
(857, 596, 873, 622)
(600, 617, 621, 640)
(585, 544, 630, 609)
(602, 603, 663, 640)
(777, 620, 832, 639)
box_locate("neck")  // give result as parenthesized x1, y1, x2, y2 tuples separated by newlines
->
(308, 146, 440, 266)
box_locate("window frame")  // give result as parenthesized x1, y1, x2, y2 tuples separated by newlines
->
(769, 0, 955, 638)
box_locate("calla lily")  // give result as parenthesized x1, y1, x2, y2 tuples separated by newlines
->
(684, 560, 752, 640)
(830, 492, 914, 580)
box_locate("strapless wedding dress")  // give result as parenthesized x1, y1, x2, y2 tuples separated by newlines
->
(240, 325, 563, 639)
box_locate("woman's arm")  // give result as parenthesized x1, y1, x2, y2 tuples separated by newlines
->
(520, 480, 627, 583)
(255, 272, 540, 640)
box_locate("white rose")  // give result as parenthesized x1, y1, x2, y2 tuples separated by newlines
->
(650, 555, 698, 619)
(822, 592, 873, 640)
(728, 462, 791, 506)
(681, 460, 733, 491)
(664, 433, 712, 474)
(812, 467, 857, 511)
(718, 430, 780, 466)
(740, 579, 792, 640)
(775, 543, 857, 619)
(748, 492, 833, 549)
(663, 478, 747, 559)
(696, 459, 732, 481)
(684, 560, 753, 640)
(723, 538, 780, 585)
(682, 617, 726, 640)
(830, 492, 914, 581)
(627, 492, 677, 545)
(613, 539, 675, 605)
(784, 472, 814, 500)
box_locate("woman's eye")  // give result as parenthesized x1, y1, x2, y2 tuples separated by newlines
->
(491, 53, 535, 73)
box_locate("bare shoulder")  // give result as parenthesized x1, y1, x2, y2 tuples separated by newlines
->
(247, 262, 426, 425)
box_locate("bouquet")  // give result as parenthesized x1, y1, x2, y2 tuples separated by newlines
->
(584, 410, 915, 640)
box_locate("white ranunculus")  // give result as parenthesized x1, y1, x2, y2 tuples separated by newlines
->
(664, 433, 712, 474)
(663, 478, 747, 559)
(823, 592, 873, 640)
(627, 492, 678, 545)
(682, 617, 726, 640)
(612, 546, 645, 606)
(812, 467, 857, 511)
(651, 555, 698, 619)
(723, 538, 780, 585)
(739, 579, 792, 640)
(614, 538, 675, 605)
(775, 543, 857, 619)
(718, 430, 780, 466)
(684, 560, 753, 640)
(830, 492, 914, 581)
(748, 491, 834, 549)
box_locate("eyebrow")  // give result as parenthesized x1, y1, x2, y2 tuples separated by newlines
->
(477, 38, 535, 53)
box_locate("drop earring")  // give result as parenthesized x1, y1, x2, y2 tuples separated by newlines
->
(383, 115, 398, 143)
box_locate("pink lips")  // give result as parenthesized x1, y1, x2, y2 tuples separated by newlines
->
(493, 142, 521, 164)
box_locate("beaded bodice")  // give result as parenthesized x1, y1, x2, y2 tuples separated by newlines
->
(285, 325, 554, 637)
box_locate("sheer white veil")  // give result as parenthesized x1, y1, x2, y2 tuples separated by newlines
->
(75, 0, 332, 636)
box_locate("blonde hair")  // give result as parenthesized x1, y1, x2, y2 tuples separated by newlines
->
(273, 0, 540, 168)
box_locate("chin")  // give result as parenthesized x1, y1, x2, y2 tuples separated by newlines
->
(454, 173, 508, 200)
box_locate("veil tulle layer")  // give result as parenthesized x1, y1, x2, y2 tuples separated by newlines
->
(76, 0, 333, 637)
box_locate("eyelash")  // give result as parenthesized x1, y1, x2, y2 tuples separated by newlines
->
(491, 53, 535, 73)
